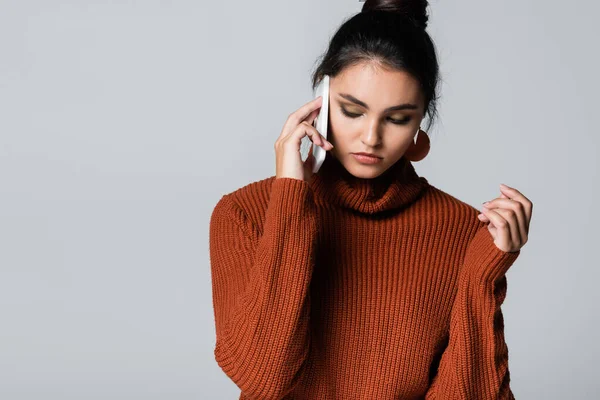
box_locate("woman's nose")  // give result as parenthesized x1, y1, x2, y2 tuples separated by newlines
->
(361, 123, 382, 147)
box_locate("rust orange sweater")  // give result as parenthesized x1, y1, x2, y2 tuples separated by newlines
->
(209, 153, 521, 399)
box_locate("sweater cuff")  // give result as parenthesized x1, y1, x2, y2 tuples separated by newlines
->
(461, 225, 521, 285)
(268, 177, 316, 217)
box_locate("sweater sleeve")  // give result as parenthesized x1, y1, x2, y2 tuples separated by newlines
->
(209, 177, 319, 400)
(425, 224, 521, 400)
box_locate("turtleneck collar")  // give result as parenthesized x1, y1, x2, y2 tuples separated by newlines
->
(308, 152, 429, 214)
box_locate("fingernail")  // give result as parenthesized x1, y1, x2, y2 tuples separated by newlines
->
(482, 201, 489, 205)
(500, 183, 509, 189)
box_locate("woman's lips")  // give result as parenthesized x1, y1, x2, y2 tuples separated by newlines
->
(351, 153, 383, 164)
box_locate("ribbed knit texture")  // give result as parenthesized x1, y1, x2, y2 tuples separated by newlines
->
(209, 153, 521, 400)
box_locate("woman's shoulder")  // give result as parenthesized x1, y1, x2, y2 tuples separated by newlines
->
(222, 175, 277, 204)
(212, 175, 278, 226)
(420, 182, 482, 225)
(416, 183, 489, 250)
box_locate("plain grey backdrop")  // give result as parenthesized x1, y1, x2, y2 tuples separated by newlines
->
(1, 0, 598, 399)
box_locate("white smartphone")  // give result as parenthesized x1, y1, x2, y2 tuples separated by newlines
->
(300, 74, 330, 173)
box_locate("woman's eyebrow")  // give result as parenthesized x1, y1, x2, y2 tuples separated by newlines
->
(337, 93, 418, 112)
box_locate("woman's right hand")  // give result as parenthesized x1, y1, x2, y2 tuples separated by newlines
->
(275, 96, 334, 182)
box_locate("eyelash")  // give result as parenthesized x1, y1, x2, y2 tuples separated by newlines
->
(340, 107, 411, 125)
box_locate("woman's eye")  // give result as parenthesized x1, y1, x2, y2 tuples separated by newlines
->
(341, 107, 411, 125)
(389, 117, 411, 125)
(341, 108, 362, 118)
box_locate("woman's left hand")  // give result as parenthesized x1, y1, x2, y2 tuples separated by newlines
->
(477, 184, 533, 253)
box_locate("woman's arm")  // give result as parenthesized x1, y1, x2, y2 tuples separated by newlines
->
(425, 224, 521, 399)
(209, 177, 318, 400)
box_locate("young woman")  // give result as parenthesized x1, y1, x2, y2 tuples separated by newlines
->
(209, 1, 533, 399)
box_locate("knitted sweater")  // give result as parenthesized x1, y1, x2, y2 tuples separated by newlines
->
(209, 153, 521, 400)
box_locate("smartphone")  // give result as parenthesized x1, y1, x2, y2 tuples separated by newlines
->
(300, 74, 330, 173)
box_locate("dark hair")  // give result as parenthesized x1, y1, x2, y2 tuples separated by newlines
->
(310, 0, 440, 133)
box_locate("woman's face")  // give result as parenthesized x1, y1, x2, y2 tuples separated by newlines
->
(327, 62, 425, 179)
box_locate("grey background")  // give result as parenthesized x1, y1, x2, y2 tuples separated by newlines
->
(1, 0, 598, 399)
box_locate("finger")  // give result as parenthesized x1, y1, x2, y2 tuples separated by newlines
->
(281, 96, 323, 139)
(305, 107, 321, 127)
(477, 212, 489, 222)
(485, 204, 522, 245)
(499, 184, 533, 230)
(480, 207, 513, 250)
(276, 107, 321, 148)
(478, 191, 509, 224)
(483, 197, 528, 240)
(289, 120, 333, 150)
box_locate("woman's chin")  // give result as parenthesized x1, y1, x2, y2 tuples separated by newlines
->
(344, 160, 389, 179)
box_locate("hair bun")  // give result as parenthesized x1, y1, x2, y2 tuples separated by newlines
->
(360, 0, 429, 30)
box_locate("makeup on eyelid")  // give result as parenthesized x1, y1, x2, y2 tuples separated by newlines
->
(339, 106, 411, 125)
